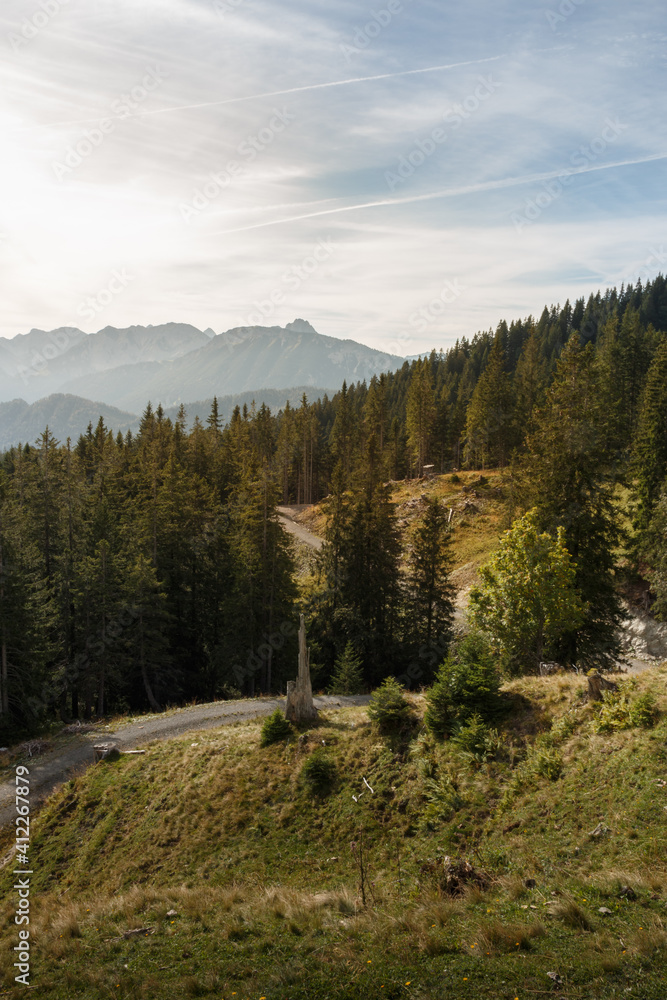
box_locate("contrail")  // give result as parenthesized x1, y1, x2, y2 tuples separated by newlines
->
(211, 151, 667, 234)
(12, 55, 506, 133)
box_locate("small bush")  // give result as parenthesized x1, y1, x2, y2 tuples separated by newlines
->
(328, 642, 364, 695)
(425, 631, 501, 739)
(367, 678, 414, 734)
(450, 714, 504, 767)
(527, 745, 563, 781)
(260, 709, 293, 747)
(631, 691, 659, 728)
(540, 713, 577, 747)
(301, 748, 337, 795)
(595, 689, 659, 733)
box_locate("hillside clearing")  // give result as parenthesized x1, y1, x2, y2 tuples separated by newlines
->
(2, 667, 667, 998)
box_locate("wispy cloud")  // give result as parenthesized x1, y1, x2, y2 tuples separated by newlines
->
(1, 0, 665, 352)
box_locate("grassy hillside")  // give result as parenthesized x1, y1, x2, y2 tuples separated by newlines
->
(293, 468, 506, 595)
(2, 667, 667, 998)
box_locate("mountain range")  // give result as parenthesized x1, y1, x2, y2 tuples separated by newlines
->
(0, 319, 407, 450)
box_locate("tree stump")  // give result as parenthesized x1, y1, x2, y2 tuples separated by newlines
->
(587, 671, 618, 702)
(285, 615, 318, 723)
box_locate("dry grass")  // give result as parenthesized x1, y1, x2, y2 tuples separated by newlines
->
(548, 896, 595, 931)
(478, 919, 546, 953)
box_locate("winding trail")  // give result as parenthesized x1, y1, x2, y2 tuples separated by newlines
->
(0, 694, 369, 831)
(277, 505, 323, 550)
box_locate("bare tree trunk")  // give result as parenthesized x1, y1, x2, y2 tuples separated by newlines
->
(587, 671, 618, 701)
(285, 615, 318, 723)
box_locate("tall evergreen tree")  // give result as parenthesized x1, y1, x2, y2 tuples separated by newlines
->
(406, 358, 435, 475)
(465, 334, 513, 468)
(521, 334, 624, 667)
(405, 497, 455, 667)
(633, 337, 667, 530)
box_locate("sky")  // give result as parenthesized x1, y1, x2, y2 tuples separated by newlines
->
(1, 0, 666, 356)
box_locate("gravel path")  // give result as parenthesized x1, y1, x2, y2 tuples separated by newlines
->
(0, 694, 369, 831)
(277, 506, 323, 550)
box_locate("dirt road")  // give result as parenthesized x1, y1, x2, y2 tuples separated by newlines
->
(277, 506, 324, 550)
(0, 694, 368, 830)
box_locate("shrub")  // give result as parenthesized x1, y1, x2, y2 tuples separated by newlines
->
(301, 748, 337, 795)
(450, 714, 504, 767)
(328, 642, 364, 695)
(424, 631, 501, 739)
(367, 677, 414, 734)
(260, 709, 293, 747)
(525, 745, 563, 781)
(595, 689, 660, 733)
(631, 691, 660, 728)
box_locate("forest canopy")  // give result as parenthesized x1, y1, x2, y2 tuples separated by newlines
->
(1, 275, 667, 738)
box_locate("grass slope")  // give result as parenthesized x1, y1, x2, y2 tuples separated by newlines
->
(292, 469, 506, 597)
(2, 668, 667, 999)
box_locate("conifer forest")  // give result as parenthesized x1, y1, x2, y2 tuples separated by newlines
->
(2, 276, 667, 738)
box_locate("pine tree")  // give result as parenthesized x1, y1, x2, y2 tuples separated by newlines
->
(464, 334, 513, 468)
(633, 337, 667, 530)
(512, 329, 546, 435)
(405, 497, 455, 665)
(327, 641, 364, 694)
(406, 358, 435, 475)
(0, 473, 56, 733)
(331, 381, 354, 484)
(522, 334, 624, 667)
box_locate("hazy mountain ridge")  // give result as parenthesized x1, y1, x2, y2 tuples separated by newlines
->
(0, 387, 337, 451)
(0, 395, 138, 451)
(0, 323, 213, 404)
(0, 319, 406, 412)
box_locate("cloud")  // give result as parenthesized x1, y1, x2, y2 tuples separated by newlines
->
(0, 0, 665, 354)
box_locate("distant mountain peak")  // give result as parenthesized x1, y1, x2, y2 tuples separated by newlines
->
(285, 319, 317, 334)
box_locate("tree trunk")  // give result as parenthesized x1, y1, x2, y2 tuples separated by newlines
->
(587, 671, 618, 701)
(285, 615, 318, 723)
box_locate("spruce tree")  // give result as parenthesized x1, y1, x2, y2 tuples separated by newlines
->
(633, 337, 667, 530)
(328, 641, 364, 694)
(406, 358, 435, 475)
(405, 496, 455, 666)
(464, 334, 513, 468)
(522, 334, 624, 667)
